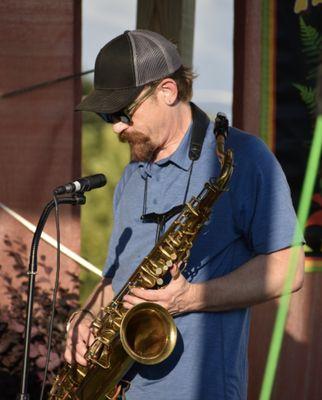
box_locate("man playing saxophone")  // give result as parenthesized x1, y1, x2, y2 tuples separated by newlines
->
(64, 30, 304, 400)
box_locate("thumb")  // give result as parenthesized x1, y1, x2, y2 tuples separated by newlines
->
(169, 263, 181, 280)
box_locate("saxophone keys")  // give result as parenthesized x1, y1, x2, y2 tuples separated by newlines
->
(156, 278, 163, 286)
(92, 319, 102, 330)
(167, 234, 180, 247)
(155, 267, 163, 276)
(140, 273, 156, 288)
(159, 245, 177, 261)
(85, 339, 102, 361)
(76, 365, 87, 378)
(111, 319, 121, 330)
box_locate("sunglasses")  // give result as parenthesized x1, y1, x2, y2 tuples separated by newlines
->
(98, 83, 158, 124)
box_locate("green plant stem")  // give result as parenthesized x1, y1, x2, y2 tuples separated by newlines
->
(259, 115, 322, 400)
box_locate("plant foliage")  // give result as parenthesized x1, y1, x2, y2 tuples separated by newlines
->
(292, 83, 317, 118)
(0, 235, 79, 399)
(299, 16, 322, 80)
(80, 85, 130, 301)
(293, 16, 321, 124)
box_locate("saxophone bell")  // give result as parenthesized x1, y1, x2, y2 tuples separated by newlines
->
(120, 302, 177, 365)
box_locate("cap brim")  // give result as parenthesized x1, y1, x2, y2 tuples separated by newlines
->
(75, 86, 143, 113)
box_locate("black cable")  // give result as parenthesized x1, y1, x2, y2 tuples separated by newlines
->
(39, 195, 61, 400)
(1, 69, 94, 99)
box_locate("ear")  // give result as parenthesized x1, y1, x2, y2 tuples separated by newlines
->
(158, 78, 178, 106)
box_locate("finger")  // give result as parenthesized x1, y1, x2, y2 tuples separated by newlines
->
(122, 301, 133, 310)
(129, 288, 161, 301)
(80, 327, 95, 346)
(88, 331, 95, 346)
(70, 318, 93, 337)
(70, 328, 91, 346)
(65, 327, 95, 365)
(79, 330, 95, 348)
(123, 294, 146, 306)
(72, 349, 87, 366)
(124, 299, 169, 313)
(169, 263, 181, 280)
(65, 340, 88, 366)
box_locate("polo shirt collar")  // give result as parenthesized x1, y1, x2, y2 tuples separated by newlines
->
(138, 123, 193, 178)
(156, 122, 193, 170)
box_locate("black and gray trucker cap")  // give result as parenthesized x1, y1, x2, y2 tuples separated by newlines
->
(76, 30, 182, 113)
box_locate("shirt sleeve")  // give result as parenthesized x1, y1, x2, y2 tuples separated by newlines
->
(233, 137, 302, 255)
(102, 181, 122, 278)
(102, 163, 136, 278)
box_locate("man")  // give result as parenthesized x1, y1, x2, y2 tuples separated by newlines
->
(65, 30, 304, 399)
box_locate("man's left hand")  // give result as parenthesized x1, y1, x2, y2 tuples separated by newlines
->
(122, 264, 193, 315)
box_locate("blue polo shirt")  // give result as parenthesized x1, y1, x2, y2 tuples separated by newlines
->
(103, 122, 298, 400)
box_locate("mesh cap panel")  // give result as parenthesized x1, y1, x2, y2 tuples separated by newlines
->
(76, 29, 183, 113)
(129, 30, 182, 86)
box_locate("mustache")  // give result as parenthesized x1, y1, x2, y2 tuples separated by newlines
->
(118, 129, 150, 144)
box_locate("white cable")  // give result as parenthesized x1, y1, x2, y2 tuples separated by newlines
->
(0, 201, 102, 277)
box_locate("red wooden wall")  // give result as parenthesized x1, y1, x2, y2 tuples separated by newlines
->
(0, 0, 81, 305)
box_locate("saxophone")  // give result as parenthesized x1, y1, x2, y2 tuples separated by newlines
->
(50, 114, 234, 400)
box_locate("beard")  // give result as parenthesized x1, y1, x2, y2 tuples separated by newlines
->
(119, 129, 156, 162)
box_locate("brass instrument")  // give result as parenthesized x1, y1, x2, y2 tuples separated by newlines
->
(50, 114, 233, 400)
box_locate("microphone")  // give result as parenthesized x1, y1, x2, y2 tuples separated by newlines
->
(53, 174, 107, 195)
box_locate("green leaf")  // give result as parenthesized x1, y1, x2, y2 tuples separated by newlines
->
(80, 118, 130, 302)
(299, 17, 322, 65)
(293, 83, 316, 118)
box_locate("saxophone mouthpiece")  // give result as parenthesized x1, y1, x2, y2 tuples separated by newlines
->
(214, 112, 228, 139)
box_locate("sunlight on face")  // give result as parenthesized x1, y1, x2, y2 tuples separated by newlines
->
(114, 90, 161, 161)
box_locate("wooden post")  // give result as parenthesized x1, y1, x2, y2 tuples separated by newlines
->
(233, 0, 261, 134)
(136, 0, 196, 67)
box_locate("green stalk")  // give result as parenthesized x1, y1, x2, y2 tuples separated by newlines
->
(259, 116, 322, 400)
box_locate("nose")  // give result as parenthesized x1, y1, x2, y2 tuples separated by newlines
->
(112, 121, 130, 134)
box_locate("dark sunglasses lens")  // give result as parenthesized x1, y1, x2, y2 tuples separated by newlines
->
(98, 113, 113, 123)
(119, 115, 131, 124)
(98, 112, 130, 124)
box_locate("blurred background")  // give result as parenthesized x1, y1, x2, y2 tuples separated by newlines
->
(0, 1, 321, 399)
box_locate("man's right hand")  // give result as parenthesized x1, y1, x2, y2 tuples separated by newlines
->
(64, 311, 95, 366)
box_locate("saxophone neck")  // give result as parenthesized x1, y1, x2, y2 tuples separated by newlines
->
(212, 112, 234, 189)
(214, 112, 229, 167)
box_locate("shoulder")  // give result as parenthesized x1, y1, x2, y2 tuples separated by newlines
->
(226, 127, 290, 197)
(200, 123, 279, 183)
(204, 123, 268, 156)
(227, 127, 269, 156)
(113, 162, 139, 209)
(227, 127, 281, 174)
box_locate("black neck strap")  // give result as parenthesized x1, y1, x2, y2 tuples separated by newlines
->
(188, 102, 210, 161)
(141, 103, 210, 242)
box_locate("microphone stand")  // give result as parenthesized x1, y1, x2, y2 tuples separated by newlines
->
(17, 193, 86, 400)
